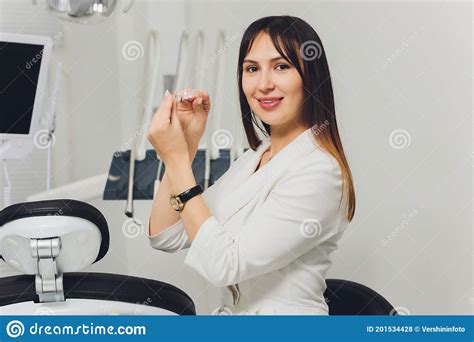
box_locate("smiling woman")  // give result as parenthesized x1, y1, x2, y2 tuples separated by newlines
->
(237, 16, 355, 221)
(147, 15, 356, 316)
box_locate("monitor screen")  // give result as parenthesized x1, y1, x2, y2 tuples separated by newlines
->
(0, 41, 45, 135)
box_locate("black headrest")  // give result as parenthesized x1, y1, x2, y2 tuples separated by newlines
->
(0, 199, 109, 263)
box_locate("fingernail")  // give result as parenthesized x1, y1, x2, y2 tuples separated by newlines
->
(164, 89, 170, 97)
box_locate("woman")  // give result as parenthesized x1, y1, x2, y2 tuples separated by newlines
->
(146, 15, 355, 315)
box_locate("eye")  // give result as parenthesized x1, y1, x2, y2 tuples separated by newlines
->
(245, 65, 258, 73)
(276, 64, 290, 70)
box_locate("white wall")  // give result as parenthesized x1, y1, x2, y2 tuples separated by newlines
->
(0, 0, 471, 315)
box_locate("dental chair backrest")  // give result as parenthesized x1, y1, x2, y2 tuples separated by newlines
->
(0, 199, 195, 315)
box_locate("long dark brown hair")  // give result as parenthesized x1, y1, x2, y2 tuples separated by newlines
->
(237, 15, 355, 222)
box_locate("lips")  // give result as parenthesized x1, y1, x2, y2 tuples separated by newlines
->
(256, 97, 284, 103)
(256, 96, 284, 110)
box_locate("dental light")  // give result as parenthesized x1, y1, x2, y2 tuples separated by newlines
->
(32, 0, 135, 24)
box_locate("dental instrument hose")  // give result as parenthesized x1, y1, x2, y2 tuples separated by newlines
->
(2, 159, 11, 209)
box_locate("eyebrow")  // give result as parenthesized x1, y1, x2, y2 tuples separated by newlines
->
(243, 56, 287, 64)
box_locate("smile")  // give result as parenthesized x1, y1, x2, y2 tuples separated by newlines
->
(256, 97, 284, 110)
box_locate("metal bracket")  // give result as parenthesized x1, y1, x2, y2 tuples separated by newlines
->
(31, 237, 65, 303)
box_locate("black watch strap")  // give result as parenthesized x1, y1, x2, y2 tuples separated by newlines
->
(178, 184, 203, 204)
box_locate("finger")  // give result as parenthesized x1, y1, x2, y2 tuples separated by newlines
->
(192, 97, 209, 122)
(152, 91, 168, 120)
(192, 90, 210, 111)
(192, 96, 204, 113)
(192, 89, 209, 99)
(157, 91, 173, 124)
(171, 99, 182, 128)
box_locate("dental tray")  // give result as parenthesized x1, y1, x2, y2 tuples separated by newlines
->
(102, 148, 235, 200)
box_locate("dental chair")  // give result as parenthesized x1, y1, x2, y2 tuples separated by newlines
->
(0, 199, 195, 315)
(324, 279, 396, 315)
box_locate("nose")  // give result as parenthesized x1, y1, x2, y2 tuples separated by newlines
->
(257, 68, 275, 92)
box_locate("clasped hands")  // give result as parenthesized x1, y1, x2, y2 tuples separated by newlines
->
(147, 88, 211, 168)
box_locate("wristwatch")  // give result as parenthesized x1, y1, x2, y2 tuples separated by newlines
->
(169, 184, 203, 212)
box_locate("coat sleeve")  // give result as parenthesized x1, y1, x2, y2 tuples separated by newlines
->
(183, 156, 346, 287)
(147, 179, 222, 253)
(147, 217, 190, 253)
(147, 151, 249, 252)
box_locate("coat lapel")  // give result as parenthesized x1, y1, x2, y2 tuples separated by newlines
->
(215, 128, 319, 225)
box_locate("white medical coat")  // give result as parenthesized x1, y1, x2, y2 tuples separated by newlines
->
(148, 127, 349, 315)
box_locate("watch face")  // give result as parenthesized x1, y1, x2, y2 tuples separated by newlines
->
(170, 196, 183, 211)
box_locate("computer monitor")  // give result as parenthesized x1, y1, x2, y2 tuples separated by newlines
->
(0, 33, 53, 158)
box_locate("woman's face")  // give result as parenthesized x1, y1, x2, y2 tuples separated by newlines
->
(242, 31, 305, 130)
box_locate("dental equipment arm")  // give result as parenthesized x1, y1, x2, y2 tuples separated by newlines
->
(205, 31, 226, 187)
(125, 30, 161, 218)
